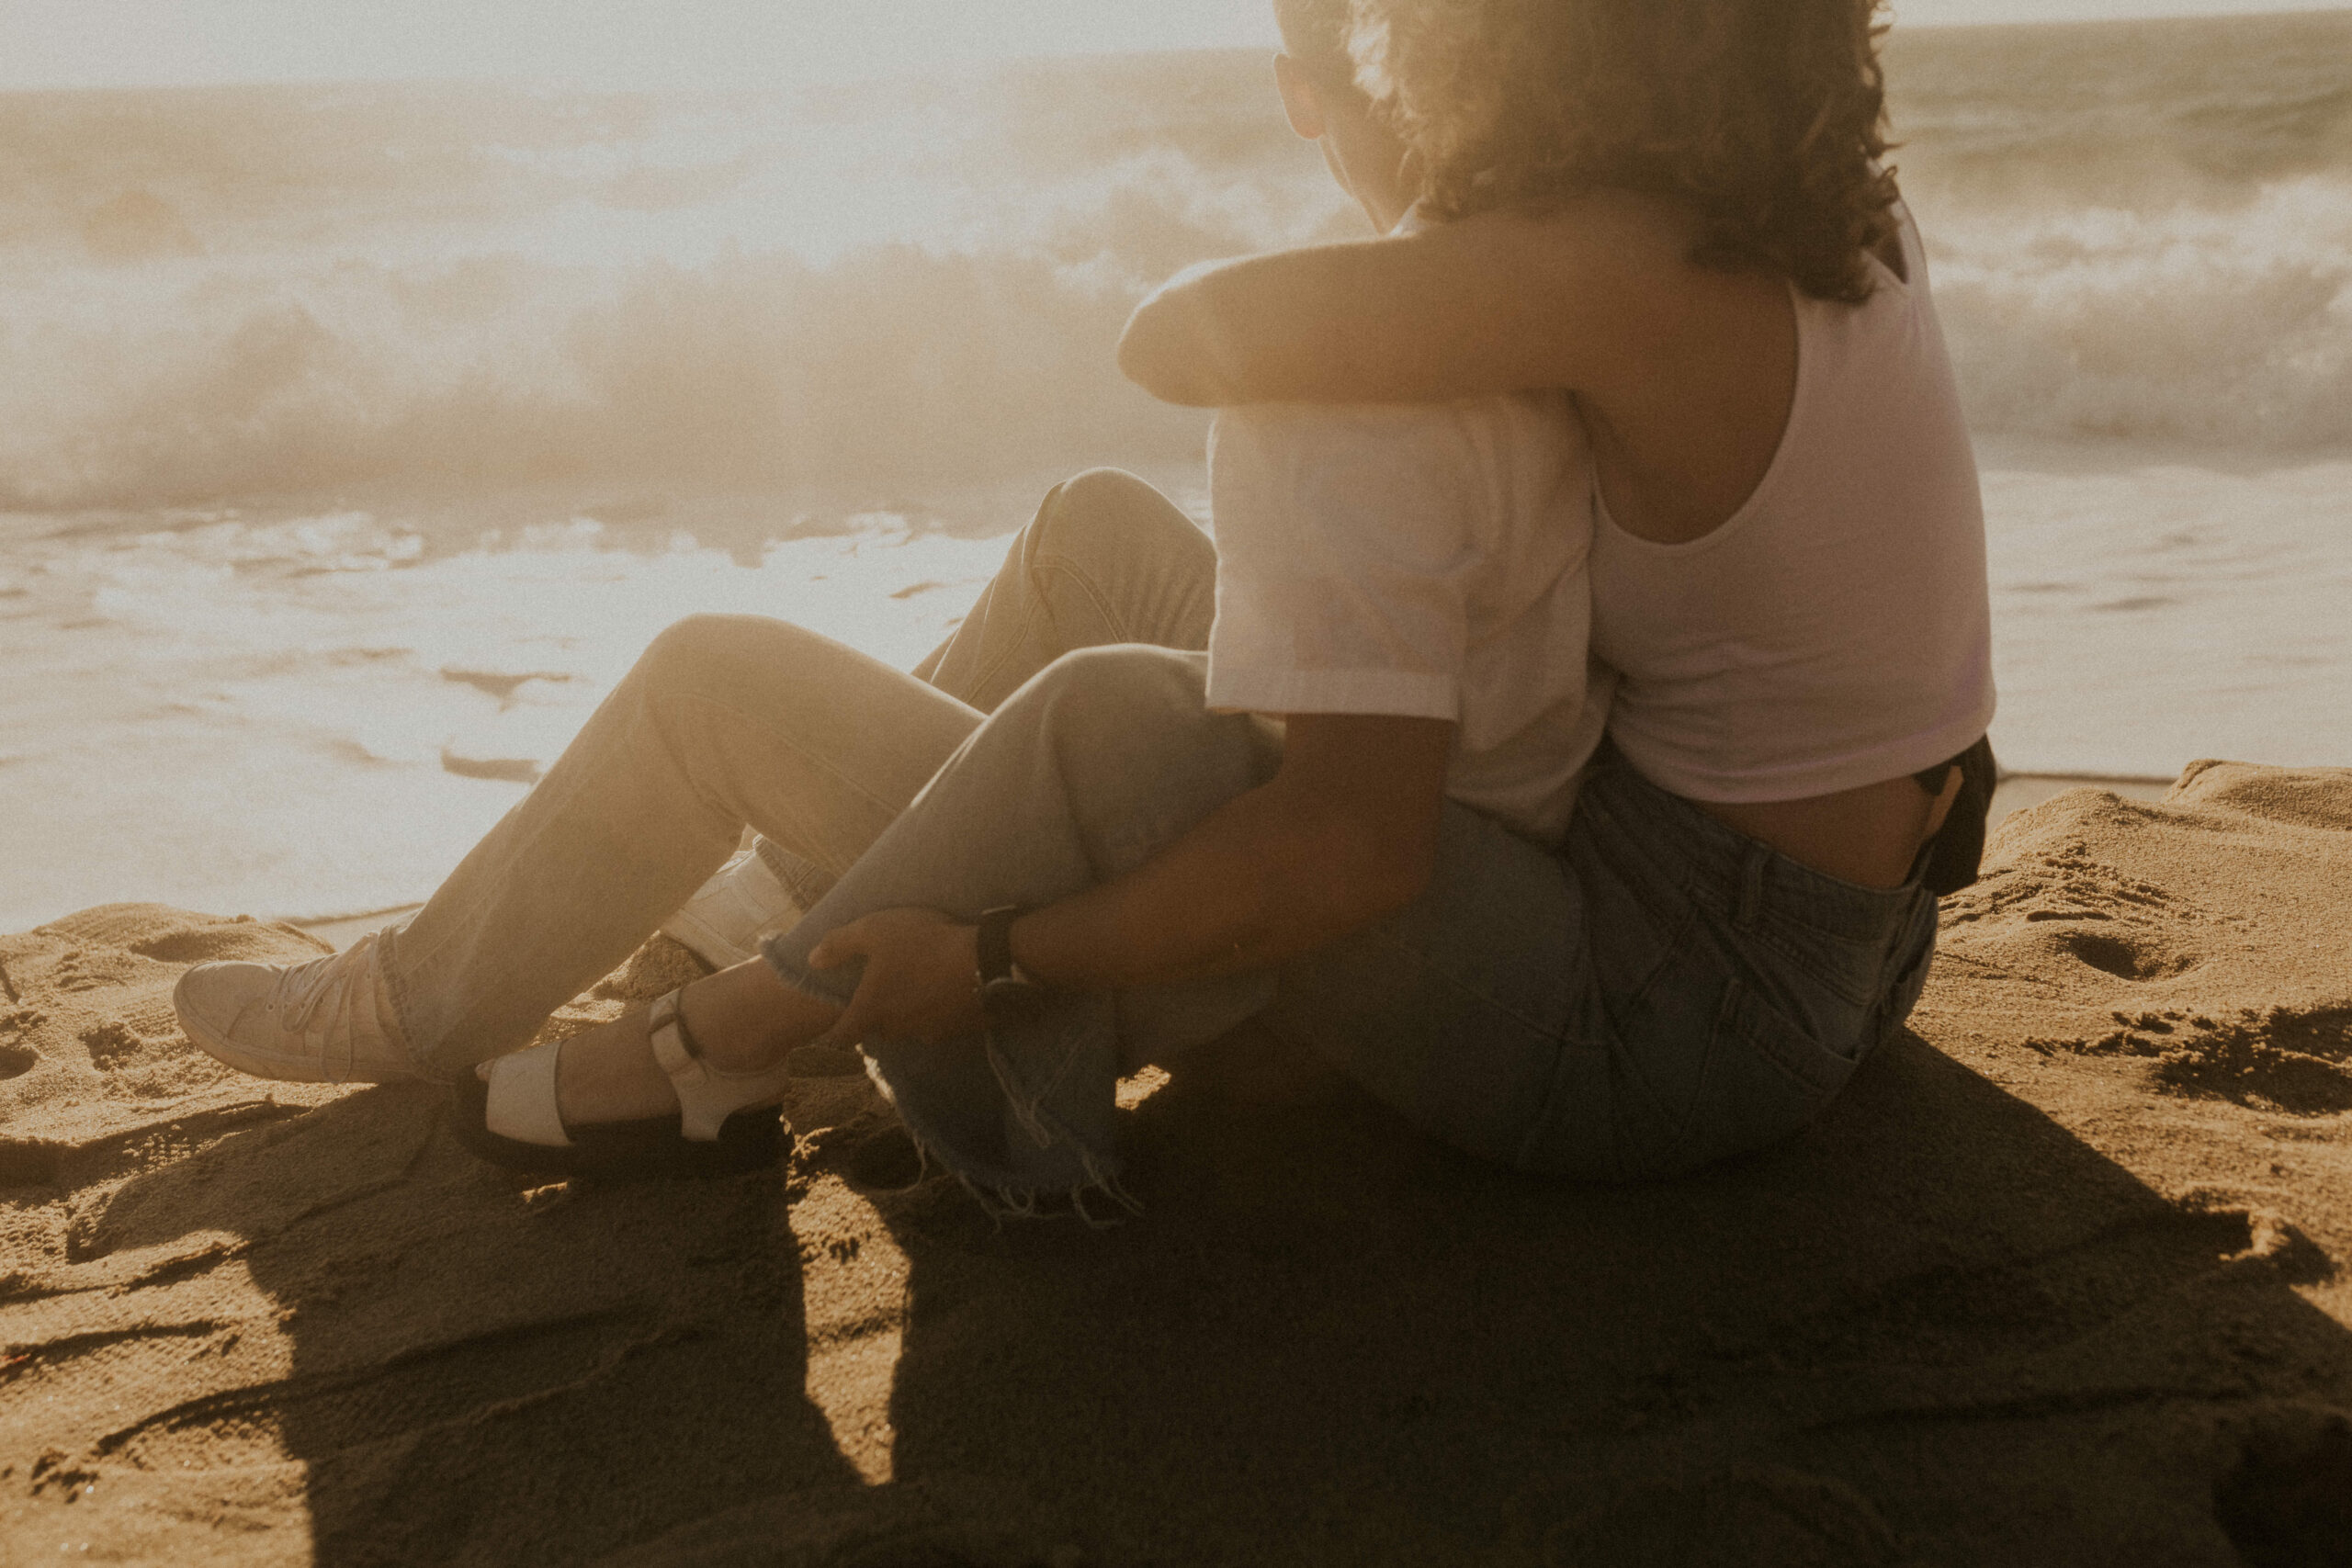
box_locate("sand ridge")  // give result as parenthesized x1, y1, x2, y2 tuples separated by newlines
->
(2, 765, 2349, 1565)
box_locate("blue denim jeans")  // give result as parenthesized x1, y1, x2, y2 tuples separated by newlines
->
(382, 464, 1933, 1201)
(761, 645, 1940, 1204)
(1268, 739, 1939, 1181)
(381, 469, 1216, 1077)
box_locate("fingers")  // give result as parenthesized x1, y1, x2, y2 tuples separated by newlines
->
(801, 908, 985, 1049)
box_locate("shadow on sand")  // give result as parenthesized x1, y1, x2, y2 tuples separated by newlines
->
(42, 1007, 2351, 1567)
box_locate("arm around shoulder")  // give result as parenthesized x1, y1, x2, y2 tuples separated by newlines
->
(1117, 203, 1671, 407)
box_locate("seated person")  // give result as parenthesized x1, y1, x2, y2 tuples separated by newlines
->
(174, 0, 1983, 1206)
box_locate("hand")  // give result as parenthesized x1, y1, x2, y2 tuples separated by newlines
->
(808, 908, 984, 1047)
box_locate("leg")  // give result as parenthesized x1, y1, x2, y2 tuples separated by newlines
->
(385, 615, 981, 1077)
(913, 468, 1216, 711)
(1267, 748, 1940, 1182)
(1258, 802, 1609, 1172)
(735, 468, 1216, 930)
(759, 645, 1283, 1202)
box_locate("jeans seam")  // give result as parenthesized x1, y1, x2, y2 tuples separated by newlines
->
(1513, 1029, 1597, 1172)
(961, 592, 1051, 711)
(1668, 985, 1738, 1147)
(1030, 553, 1141, 646)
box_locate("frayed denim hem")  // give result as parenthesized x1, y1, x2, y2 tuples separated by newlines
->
(862, 1052, 1139, 1228)
(762, 932, 1136, 1224)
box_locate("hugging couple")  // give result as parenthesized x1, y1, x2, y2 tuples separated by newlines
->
(174, 0, 1996, 1213)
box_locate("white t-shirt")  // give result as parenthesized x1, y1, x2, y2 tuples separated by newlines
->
(1204, 396, 1612, 843)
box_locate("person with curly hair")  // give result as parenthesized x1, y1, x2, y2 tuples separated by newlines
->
(1115, 0, 1997, 1145)
(171, 0, 1991, 1207)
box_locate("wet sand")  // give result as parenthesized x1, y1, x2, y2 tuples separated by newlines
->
(2, 761, 2347, 1565)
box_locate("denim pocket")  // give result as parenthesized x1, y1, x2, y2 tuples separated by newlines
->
(1633, 977, 1864, 1178)
(1740, 914, 1897, 1010)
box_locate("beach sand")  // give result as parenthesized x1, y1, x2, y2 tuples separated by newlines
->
(2, 761, 2346, 1565)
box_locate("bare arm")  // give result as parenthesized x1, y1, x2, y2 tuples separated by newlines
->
(1116, 200, 1686, 408)
(1119, 195, 1801, 544)
(1012, 710, 1453, 987)
(808, 712, 1455, 1043)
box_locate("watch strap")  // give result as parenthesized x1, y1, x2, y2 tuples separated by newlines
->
(976, 905, 1028, 988)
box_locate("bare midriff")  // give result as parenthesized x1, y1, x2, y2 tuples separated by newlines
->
(1696, 770, 1962, 891)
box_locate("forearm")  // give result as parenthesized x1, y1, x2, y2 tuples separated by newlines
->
(1009, 763, 1436, 993)
(1120, 243, 1503, 406)
(805, 716, 1452, 1046)
(1117, 203, 1666, 408)
(1117, 247, 1419, 407)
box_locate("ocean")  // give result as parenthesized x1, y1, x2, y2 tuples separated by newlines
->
(3, 10, 2348, 930)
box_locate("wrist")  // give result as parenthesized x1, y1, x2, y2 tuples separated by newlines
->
(1004, 910, 1046, 987)
(975, 906, 1047, 1025)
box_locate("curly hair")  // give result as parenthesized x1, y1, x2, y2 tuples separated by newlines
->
(1344, 0, 1900, 302)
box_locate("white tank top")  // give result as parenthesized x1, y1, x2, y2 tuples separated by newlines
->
(1589, 203, 1996, 804)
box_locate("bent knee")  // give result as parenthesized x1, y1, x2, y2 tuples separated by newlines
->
(1035, 642, 1204, 706)
(1008, 644, 1213, 753)
(639, 612, 816, 693)
(1035, 468, 1209, 567)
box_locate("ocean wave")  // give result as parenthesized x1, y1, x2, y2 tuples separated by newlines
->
(8, 175, 2343, 510)
(1928, 174, 2352, 448)
(0, 16, 2347, 509)
(0, 233, 1208, 511)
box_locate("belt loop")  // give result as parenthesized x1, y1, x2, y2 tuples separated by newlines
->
(1735, 841, 1770, 932)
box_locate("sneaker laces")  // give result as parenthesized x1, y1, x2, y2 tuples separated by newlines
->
(270, 931, 387, 1082)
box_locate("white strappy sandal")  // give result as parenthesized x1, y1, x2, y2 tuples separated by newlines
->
(451, 988, 799, 1177)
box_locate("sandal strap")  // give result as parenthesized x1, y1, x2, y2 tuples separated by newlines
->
(648, 987, 795, 1144)
(649, 989, 707, 1091)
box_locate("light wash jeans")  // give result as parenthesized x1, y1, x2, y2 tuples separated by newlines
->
(380, 468, 1215, 1077)
(384, 468, 1939, 1207)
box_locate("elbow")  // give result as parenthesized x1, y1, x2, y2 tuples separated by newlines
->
(1116, 297, 1217, 407)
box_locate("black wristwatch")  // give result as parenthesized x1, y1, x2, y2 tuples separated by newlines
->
(975, 906, 1047, 1026)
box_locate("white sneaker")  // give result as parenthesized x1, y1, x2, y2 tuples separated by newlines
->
(661, 848, 803, 970)
(173, 931, 421, 1084)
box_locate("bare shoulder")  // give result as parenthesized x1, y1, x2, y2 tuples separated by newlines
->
(1440, 192, 1788, 387)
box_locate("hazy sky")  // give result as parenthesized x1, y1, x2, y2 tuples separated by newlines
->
(6, 0, 2345, 90)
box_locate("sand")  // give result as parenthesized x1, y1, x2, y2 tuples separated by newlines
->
(2, 761, 2347, 1566)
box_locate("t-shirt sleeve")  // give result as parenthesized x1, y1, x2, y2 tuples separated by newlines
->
(1205, 402, 1494, 721)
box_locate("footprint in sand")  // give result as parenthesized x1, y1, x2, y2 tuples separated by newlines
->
(78, 1019, 167, 1072)
(0, 1036, 37, 1078)
(2148, 1004, 2352, 1116)
(2048, 924, 2199, 983)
